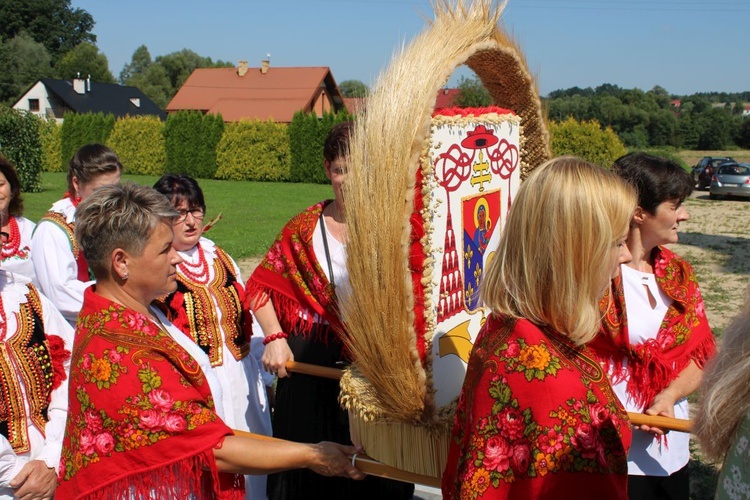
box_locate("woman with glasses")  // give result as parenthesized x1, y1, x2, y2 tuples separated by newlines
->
(153, 174, 272, 500)
(0, 156, 36, 282)
(31, 144, 122, 324)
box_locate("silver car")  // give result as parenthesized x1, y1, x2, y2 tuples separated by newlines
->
(710, 163, 750, 200)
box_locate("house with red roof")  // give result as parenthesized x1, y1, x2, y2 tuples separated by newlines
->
(435, 88, 461, 109)
(342, 88, 461, 116)
(166, 59, 345, 122)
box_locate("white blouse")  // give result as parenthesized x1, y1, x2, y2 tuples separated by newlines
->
(31, 198, 93, 325)
(611, 264, 690, 477)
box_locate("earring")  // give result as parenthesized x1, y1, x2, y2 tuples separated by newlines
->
(122, 269, 129, 280)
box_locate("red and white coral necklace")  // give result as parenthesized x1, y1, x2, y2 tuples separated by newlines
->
(1, 217, 22, 260)
(178, 244, 210, 284)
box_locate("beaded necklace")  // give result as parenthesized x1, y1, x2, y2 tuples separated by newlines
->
(178, 244, 210, 284)
(1, 217, 21, 260)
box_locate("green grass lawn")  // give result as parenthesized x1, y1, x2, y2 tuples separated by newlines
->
(24, 173, 332, 259)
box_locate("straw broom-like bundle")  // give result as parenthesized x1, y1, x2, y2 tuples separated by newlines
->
(339, 0, 550, 477)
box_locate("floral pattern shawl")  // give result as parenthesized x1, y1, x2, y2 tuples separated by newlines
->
(442, 314, 631, 500)
(245, 200, 342, 338)
(591, 246, 716, 409)
(57, 287, 243, 499)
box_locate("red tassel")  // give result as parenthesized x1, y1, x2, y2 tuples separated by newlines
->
(47, 334, 70, 391)
(169, 292, 191, 336)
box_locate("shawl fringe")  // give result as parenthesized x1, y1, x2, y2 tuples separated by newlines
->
(72, 450, 244, 500)
(593, 247, 716, 409)
(606, 333, 716, 409)
(244, 280, 316, 337)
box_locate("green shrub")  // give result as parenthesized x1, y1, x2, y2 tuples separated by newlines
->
(288, 111, 351, 184)
(549, 117, 627, 168)
(38, 118, 63, 172)
(216, 120, 290, 181)
(107, 116, 166, 175)
(60, 112, 116, 168)
(0, 106, 43, 192)
(164, 111, 224, 179)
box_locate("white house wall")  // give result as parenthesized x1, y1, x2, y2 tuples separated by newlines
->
(12, 82, 64, 123)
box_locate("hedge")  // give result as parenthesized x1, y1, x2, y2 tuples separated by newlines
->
(60, 112, 116, 168)
(288, 111, 351, 184)
(38, 118, 63, 172)
(549, 118, 627, 168)
(0, 107, 43, 192)
(164, 111, 224, 179)
(107, 116, 166, 175)
(216, 120, 290, 181)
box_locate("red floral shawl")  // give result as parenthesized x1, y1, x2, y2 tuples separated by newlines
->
(442, 314, 631, 499)
(245, 200, 342, 338)
(591, 246, 716, 409)
(57, 287, 243, 499)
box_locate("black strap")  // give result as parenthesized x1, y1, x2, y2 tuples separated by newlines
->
(319, 212, 335, 289)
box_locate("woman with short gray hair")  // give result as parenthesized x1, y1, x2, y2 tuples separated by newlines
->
(57, 183, 363, 499)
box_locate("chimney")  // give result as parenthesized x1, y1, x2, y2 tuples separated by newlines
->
(86, 74, 91, 92)
(73, 72, 86, 94)
(237, 60, 248, 77)
(261, 53, 270, 74)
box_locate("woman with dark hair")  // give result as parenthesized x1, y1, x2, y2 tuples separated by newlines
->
(153, 173, 271, 500)
(247, 122, 413, 499)
(591, 152, 716, 499)
(57, 183, 362, 499)
(0, 156, 35, 281)
(31, 144, 122, 324)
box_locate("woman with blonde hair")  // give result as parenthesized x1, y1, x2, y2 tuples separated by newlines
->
(443, 157, 637, 499)
(695, 284, 750, 498)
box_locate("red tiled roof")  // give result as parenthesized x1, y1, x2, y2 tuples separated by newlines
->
(343, 97, 367, 114)
(435, 88, 461, 109)
(166, 66, 341, 122)
(342, 89, 460, 115)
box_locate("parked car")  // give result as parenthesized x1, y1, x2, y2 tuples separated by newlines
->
(692, 156, 734, 190)
(709, 162, 750, 199)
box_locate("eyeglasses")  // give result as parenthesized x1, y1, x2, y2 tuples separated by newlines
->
(175, 208, 205, 223)
(0, 232, 7, 244)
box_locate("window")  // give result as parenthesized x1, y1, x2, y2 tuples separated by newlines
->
(28, 99, 40, 112)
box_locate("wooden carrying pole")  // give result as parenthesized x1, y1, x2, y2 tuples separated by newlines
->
(232, 429, 442, 488)
(285, 361, 694, 433)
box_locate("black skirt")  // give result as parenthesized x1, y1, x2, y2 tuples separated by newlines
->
(267, 328, 414, 500)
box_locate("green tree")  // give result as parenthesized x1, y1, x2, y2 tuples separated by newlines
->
(120, 45, 173, 108)
(737, 119, 750, 149)
(56, 42, 116, 83)
(0, 106, 43, 192)
(155, 49, 233, 92)
(0, 32, 52, 104)
(119, 45, 152, 83)
(0, 0, 95, 62)
(455, 75, 491, 107)
(338, 80, 369, 98)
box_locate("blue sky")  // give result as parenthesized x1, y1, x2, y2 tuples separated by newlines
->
(72, 0, 749, 97)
